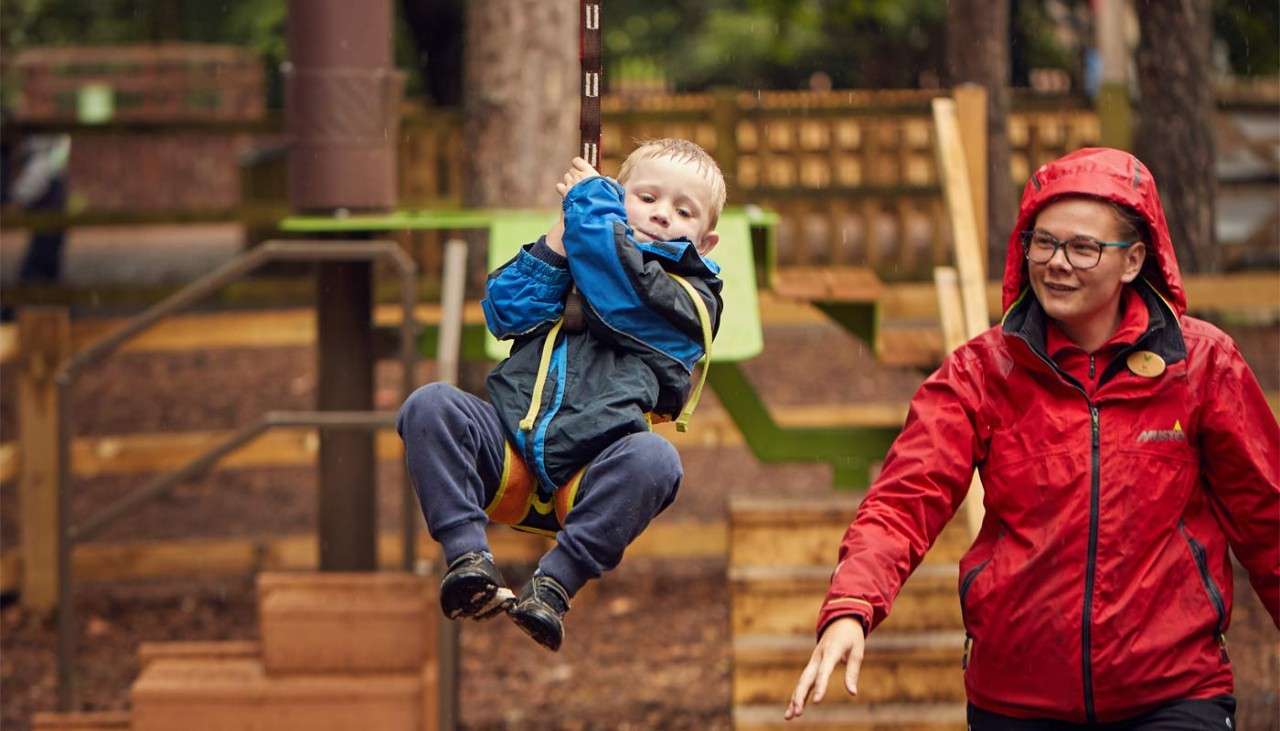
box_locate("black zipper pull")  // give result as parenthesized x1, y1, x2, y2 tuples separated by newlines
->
(1089, 354, 1096, 380)
(1218, 633, 1230, 663)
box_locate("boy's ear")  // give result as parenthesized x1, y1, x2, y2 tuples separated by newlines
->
(697, 230, 719, 255)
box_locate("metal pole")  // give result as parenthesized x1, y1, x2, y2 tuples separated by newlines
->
(434, 238, 469, 731)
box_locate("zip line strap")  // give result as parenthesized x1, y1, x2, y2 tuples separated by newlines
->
(579, 1, 602, 167)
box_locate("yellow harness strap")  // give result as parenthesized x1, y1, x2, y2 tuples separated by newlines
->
(666, 273, 714, 432)
(519, 317, 565, 431)
(519, 275, 712, 434)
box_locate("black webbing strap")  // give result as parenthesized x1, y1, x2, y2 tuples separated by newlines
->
(565, 1, 602, 332)
(579, 1, 602, 168)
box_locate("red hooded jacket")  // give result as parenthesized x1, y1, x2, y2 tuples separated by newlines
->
(817, 148, 1279, 722)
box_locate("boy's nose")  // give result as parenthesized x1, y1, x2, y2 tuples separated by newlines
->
(650, 210, 669, 226)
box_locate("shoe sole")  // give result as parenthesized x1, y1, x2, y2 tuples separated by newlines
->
(510, 605, 563, 651)
(441, 573, 504, 620)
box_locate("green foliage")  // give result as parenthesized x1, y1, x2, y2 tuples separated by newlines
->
(1214, 0, 1280, 75)
(602, 0, 949, 90)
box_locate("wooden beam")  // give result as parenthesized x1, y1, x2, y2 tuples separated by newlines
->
(0, 520, 726, 594)
(935, 266, 986, 538)
(932, 97, 989, 339)
(0, 442, 18, 485)
(18, 307, 71, 610)
(953, 84, 988, 262)
(933, 267, 966, 353)
(0, 323, 17, 365)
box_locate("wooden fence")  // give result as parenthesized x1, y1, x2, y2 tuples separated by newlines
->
(399, 89, 1107, 279)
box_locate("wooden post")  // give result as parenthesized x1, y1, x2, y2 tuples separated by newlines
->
(953, 84, 988, 265)
(18, 307, 72, 610)
(934, 97, 992, 540)
(934, 269, 985, 538)
(712, 88, 740, 198)
(931, 97, 988, 338)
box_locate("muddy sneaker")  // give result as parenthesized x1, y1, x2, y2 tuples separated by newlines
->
(439, 551, 515, 620)
(509, 573, 571, 651)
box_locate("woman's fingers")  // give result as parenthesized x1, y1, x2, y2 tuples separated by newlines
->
(811, 639, 844, 704)
(844, 642, 863, 696)
(785, 652, 821, 719)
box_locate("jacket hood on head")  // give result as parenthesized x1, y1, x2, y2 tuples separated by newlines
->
(1000, 147, 1186, 316)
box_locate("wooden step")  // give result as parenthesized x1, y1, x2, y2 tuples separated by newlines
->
(733, 702, 966, 730)
(731, 564, 961, 637)
(733, 632, 966, 708)
(138, 640, 260, 669)
(257, 572, 435, 675)
(31, 712, 131, 731)
(729, 497, 972, 568)
(131, 656, 427, 731)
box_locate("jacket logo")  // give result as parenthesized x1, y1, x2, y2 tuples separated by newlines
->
(1138, 420, 1186, 443)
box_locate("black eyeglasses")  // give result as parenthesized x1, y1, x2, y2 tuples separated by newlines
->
(1020, 229, 1138, 270)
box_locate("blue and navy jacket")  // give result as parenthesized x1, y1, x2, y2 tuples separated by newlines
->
(482, 176, 724, 496)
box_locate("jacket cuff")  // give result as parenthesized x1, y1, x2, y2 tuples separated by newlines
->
(528, 235, 568, 268)
(816, 597, 874, 640)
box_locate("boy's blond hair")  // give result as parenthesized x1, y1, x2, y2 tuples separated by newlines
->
(617, 138, 727, 227)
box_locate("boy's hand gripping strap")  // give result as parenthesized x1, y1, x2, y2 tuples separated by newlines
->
(519, 317, 566, 431)
(666, 273, 713, 432)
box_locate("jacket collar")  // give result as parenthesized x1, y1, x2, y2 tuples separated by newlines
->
(1002, 279, 1186, 380)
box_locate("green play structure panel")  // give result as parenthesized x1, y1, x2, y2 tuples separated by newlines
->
(482, 209, 764, 363)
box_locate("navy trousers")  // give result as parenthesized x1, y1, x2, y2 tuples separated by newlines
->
(396, 382, 682, 596)
(968, 696, 1236, 731)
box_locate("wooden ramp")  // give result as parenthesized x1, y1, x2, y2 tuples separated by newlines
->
(729, 497, 969, 730)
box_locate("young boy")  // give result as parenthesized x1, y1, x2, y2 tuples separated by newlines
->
(397, 138, 726, 651)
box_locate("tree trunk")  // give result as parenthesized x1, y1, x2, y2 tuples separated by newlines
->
(1134, 0, 1217, 273)
(460, 0, 577, 392)
(945, 0, 1016, 279)
(463, 0, 577, 209)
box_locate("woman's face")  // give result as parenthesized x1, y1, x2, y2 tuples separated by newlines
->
(1027, 197, 1146, 330)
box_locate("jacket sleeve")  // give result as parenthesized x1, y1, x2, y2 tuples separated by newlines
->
(481, 237, 572, 340)
(817, 347, 986, 638)
(1198, 339, 1280, 627)
(560, 176, 721, 372)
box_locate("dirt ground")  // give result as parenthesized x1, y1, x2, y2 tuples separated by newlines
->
(1, 317, 1277, 730)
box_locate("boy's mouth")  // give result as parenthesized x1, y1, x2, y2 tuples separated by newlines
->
(634, 227, 662, 241)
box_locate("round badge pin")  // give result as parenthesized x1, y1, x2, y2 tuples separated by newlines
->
(1127, 350, 1166, 378)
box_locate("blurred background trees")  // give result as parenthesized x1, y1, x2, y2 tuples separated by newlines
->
(2, 0, 1276, 106)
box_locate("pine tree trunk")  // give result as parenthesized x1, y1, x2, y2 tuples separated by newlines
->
(1134, 0, 1218, 273)
(460, 0, 577, 392)
(945, 0, 1016, 278)
(462, 0, 577, 209)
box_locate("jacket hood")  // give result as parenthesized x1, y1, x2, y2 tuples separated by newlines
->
(1000, 147, 1186, 316)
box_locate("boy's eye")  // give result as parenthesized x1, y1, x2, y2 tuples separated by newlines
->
(638, 193, 655, 202)
(677, 209, 692, 218)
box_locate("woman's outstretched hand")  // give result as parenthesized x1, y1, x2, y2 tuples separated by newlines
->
(784, 616, 866, 720)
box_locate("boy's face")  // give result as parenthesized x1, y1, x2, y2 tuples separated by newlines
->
(622, 156, 720, 254)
